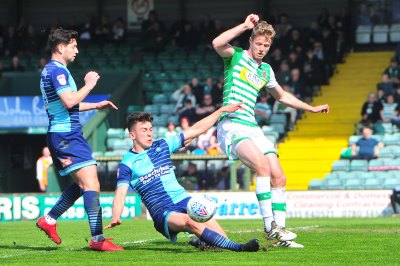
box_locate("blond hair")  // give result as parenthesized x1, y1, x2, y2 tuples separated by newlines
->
(251, 21, 276, 40)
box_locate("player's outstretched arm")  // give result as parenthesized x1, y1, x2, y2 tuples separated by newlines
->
(212, 14, 259, 58)
(269, 84, 329, 113)
(79, 101, 118, 112)
(183, 103, 243, 144)
(58, 71, 100, 109)
(105, 185, 128, 229)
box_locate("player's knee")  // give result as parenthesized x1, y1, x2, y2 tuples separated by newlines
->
(184, 216, 202, 234)
(254, 156, 270, 176)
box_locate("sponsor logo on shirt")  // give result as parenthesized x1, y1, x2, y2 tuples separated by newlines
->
(57, 74, 67, 86)
(240, 68, 266, 89)
(139, 165, 170, 185)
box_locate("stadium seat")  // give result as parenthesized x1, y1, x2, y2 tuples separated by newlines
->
(156, 126, 168, 139)
(382, 178, 400, 189)
(374, 171, 393, 180)
(308, 179, 324, 190)
(271, 123, 286, 136)
(104, 151, 119, 156)
(369, 159, 385, 167)
(126, 105, 143, 114)
(323, 172, 338, 180)
(337, 171, 356, 180)
(389, 24, 400, 42)
(152, 114, 169, 127)
(160, 104, 175, 115)
(322, 179, 343, 190)
(381, 123, 393, 134)
(355, 25, 372, 44)
(383, 158, 400, 167)
(153, 72, 170, 82)
(270, 114, 287, 126)
(92, 151, 104, 157)
(107, 128, 125, 139)
(348, 135, 362, 146)
(152, 94, 168, 104)
(382, 134, 400, 145)
(168, 115, 180, 125)
(332, 160, 350, 172)
(266, 135, 277, 144)
(372, 24, 389, 44)
(161, 82, 176, 93)
(343, 179, 363, 190)
(350, 160, 369, 171)
(363, 179, 382, 189)
(354, 171, 375, 180)
(378, 147, 394, 158)
(112, 139, 130, 151)
(143, 104, 160, 115)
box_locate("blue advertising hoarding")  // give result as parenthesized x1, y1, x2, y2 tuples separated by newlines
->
(0, 94, 109, 129)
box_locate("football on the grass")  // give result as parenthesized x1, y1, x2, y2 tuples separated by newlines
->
(187, 194, 217, 223)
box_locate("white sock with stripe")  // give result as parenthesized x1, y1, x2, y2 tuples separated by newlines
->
(271, 187, 286, 228)
(255, 176, 274, 232)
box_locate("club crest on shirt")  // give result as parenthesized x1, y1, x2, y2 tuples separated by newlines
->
(57, 74, 67, 86)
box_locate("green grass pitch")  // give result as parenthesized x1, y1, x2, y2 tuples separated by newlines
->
(0, 217, 399, 265)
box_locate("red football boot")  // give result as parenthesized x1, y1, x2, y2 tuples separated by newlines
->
(89, 238, 124, 251)
(36, 216, 61, 244)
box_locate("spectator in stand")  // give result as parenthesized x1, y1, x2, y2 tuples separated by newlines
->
(269, 48, 284, 71)
(179, 99, 197, 124)
(0, 61, 3, 77)
(143, 21, 166, 53)
(288, 29, 303, 53)
(273, 85, 298, 130)
(384, 58, 400, 85)
(195, 127, 217, 155)
(181, 163, 206, 190)
(255, 94, 272, 126)
(335, 30, 347, 64)
(196, 94, 216, 121)
(321, 27, 336, 77)
(377, 73, 396, 96)
(305, 49, 324, 87)
(215, 166, 230, 190)
(199, 15, 216, 46)
(361, 93, 383, 125)
(351, 127, 383, 160)
(4, 26, 19, 55)
(275, 60, 291, 85)
(94, 15, 111, 43)
(79, 15, 95, 42)
(112, 17, 126, 42)
(390, 186, 400, 216)
(175, 22, 198, 51)
(164, 121, 179, 138)
(190, 76, 203, 104)
(305, 20, 322, 47)
(394, 86, 400, 104)
(172, 84, 196, 113)
(203, 77, 219, 98)
(380, 94, 399, 123)
(37, 57, 47, 72)
(0, 36, 5, 56)
(6, 56, 25, 72)
(141, 10, 164, 39)
(23, 24, 39, 56)
(207, 129, 222, 155)
(287, 51, 302, 70)
(178, 117, 196, 152)
(287, 68, 306, 99)
(36, 146, 53, 192)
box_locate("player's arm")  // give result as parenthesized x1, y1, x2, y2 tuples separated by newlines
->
(105, 185, 128, 229)
(79, 101, 118, 112)
(212, 14, 259, 58)
(183, 103, 243, 144)
(58, 71, 100, 109)
(269, 84, 329, 113)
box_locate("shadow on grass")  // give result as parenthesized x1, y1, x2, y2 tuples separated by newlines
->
(122, 240, 195, 253)
(0, 244, 58, 251)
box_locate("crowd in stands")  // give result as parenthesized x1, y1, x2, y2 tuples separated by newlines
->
(0, 15, 127, 76)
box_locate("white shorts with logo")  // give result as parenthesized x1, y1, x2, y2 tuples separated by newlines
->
(217, 118, 277, 160)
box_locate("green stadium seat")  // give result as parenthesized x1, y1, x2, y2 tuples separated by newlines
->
(382, 178, 400, 189)
(266, 135, 277, 144)
(106, 138, 119, 149)
(350, 160, 369, 171)
(270, 114, 287, 126)
(382, 134, 400, 145)
(363, 179, 382, 189)
(92, 151, 104, 157)
(354, 171, 375, 180)
(271, 123, 286, 136)
(378, 147, 395, 158)
(152, 94, 168, 104)
(155, 126, 168, 139)
(337, 172, 356, 180)
(382, 123, 394, 134)
(374, 171, 393, 180)
(152, 114, 169, 127)
(343, 179, 363, 189)
(112, 139, 129, 150)
(126, 105, 143, 114)
(332, 160, 350, 172)
(170, 72, 188, 82)
(348, 135, 362, 146)
(323, 173, 338, 180)
(160, 104, 175, 115)
(107, 128, 124, 139)
(168, 115, 180, 125)
(143, 104, 160, 115)
(104, 151, 119, 156)
(383, 158, 400, 167)
(153, 72, 170, 82)
(308, 179, 324, 190)
(322, 179, 343, 190)
(368, 159, 384, 167)
(161, 82, 176, 93)
(157, 51, 173, 61)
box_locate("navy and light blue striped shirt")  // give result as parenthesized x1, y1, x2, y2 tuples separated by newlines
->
(40, 60, 80, 132)
(117, 133, 189, 216)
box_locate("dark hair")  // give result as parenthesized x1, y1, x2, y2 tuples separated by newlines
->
(127, 112, 153, 131)
(48, 28, 78, 53)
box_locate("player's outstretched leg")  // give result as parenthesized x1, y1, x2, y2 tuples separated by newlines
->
(199, 228, 259, 252)
(36, 182, 83, 244)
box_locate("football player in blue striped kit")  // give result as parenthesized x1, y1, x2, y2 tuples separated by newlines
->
(105, 105, 259, 252)
(36, 28, 123, 251)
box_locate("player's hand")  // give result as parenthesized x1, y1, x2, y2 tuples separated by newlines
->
(84, 71, 100, 90)
(243, 14, 259, 30)
(39, 184, 46, 192)
(104, 218, 122, 230)
(311, 104, 329, 114)
(220, 102, 244, 113)
(96, 100, 118, 110)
